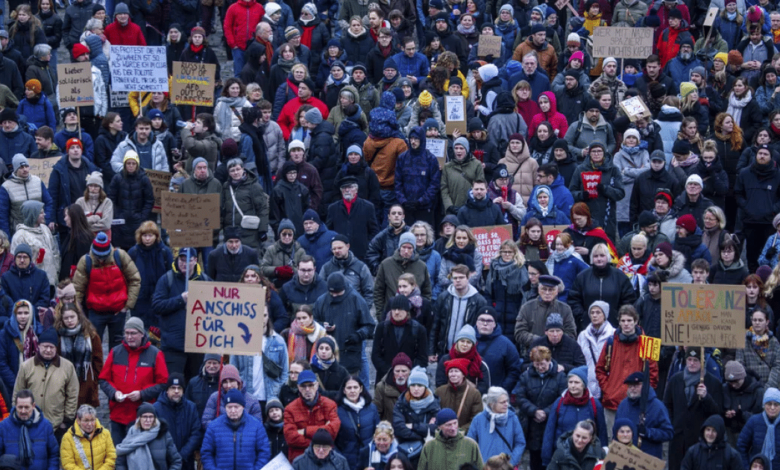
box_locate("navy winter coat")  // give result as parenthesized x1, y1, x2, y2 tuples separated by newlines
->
(0, 408, 58, 470)
(297, 223, 337, 269)
(279, 275, 328, 313)
(0, 264, 50, 311)
(394, 127, 441, 211)
(392, 392, 441, 444)
(615, 388, 674, 459)
(106, 168, 155, 250)
(735, 162, 780, 225)
(154, 392, 203, 466)
(546, 252, 588, 303)
(0, 313, 41, 392)
(200, 413, 271, 470)
(308, 121, 340, 209)
(151, 266, 211, 353)
(128, 242, 173, 318)
(17, 94, 56, 130)
(542, 393, 608, 465)
(48, 157, 98, 227)
(54, 128, 94, 163)
(457, 191, 506, 228)
(483, 260, 528, 341)
(476, 325, 523, 393)
(326, 197, 379, 261)
(336, 401, 380, 470)
(94, 128, 127, 187)
(513, 362, 567, 451)
(0, 126, 35, 169)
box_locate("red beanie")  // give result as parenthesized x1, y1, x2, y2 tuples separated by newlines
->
(445, 358, 470, 375)
(676, 214, 697, 234)
(72, 43, 90, 59)
(391, 352, 413, 371)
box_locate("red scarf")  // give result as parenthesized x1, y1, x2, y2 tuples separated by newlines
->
(561, 388, 591, 406)
(301, 25, 315, 48)
(369, 27, 380, 42)
(390, 316, 409, 326)
(286, 78, 299, 95)
(772, 123, 780, 137)
(190, 43, 204, 53)
(448, 344, 484, 379)
(343, 198, 354, 214)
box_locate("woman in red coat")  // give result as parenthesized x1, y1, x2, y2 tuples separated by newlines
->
(528, 92, 569, 139)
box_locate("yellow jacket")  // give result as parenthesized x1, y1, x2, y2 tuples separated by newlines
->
(444, 70, 470, 99)
(61, 420, 117, 470)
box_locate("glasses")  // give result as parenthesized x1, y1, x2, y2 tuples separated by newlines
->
(477, 318, 495, 324)
(124, 331, 143, 337)
(499, 250, 514, 254)
(281, 232, 294, 238)
(313, 445, 332, 451)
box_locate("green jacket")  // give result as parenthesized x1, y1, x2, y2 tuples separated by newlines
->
(441, 155, 485, 211)
(418, 430, 484, 470)
(373, 249, 432, 314)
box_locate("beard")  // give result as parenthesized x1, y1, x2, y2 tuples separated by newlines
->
(680, 51, 692, 60)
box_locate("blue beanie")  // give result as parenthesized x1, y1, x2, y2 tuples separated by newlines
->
(347, 145, 363, 157)
(224, 388, 245, 407)
(303, 208, 322, 225)
(765, 387, 780, 405)
(568, 366, 588, 386)
(612, 418, 637, 441)
(436, 408, 458, 425)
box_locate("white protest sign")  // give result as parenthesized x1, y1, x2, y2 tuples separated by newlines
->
(261, 454, 293, 470)
(109, 46, 168, 92)
(427, 138, 447, 169)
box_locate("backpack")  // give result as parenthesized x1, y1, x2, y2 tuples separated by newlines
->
(84, 249, 123, 275)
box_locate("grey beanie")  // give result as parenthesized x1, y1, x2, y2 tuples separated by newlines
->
(304, 107, 323, 125)
(192, 157, 208, 169)
(21, 200, 44, 228)
(454, 137, 470, 153)
(124, 316, 145, 334)
(454, 324, 477, 344)
(12, 154, 28, 173)
(278, 218, 296, 236)
(408, 366, 429, 387)
(14, 243, 32, 259)
(589, 300, 610, 319)
(399, 232, 415, 249)
(114, 2, 130, 15)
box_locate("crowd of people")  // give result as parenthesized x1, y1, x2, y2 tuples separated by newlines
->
(5, 0, 780, 467)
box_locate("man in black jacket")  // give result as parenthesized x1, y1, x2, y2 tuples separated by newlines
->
(279, 255, 328, 315)
(206, 226, 260, 282)
(429, 264, 488, 359)
(365, 204, 409, 274)
(326, 175, 380, 261)
(153, 374, 202, 470)
(555, 69, 591, 127)
(457, 180, 505, 228)
(184, 354, 221, 417)
(0, 46, 23, 100)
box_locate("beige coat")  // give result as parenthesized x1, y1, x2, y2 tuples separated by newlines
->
(75, 196, 114, 233)
(14, 355, 80, 428)
(499, 145, 539, 205)
(435, 380, 483, 433)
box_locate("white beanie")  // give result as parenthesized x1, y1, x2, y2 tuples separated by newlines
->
(478, 64, 499, 82)
(623, 128, 641, 141)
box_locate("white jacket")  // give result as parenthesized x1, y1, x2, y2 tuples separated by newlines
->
(577, 321, 616, 399)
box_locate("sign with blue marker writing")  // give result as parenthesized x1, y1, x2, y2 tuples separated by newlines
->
(661, 283, 746, 349)
(185, 282, 266, 355)
(57, 62, 93, 107)
(171, 61, 216, 107)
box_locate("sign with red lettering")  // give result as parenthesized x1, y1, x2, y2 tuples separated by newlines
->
(581, 171, 601, 199)
(471, 225, 512, 269)
(639, 335, 661, 361)
(185, 282, 266, 355)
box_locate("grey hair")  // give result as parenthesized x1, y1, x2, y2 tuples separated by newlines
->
(33, 44, 52, 59)
(630, 233, 648, 248)
(227, 158, 244, 169)
(410, 221, 434, 246)
(704, 205, 726, 230)
(483, 386, 509, 409)
(589, 243, 611, 263)
(85, 19, 104, 32)
(77, 404, 97, 419)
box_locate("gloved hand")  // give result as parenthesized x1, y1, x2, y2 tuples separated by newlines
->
(345, 333, 361, 345)
(484, 54, 495, 63)
(274, 265, 294, 280)
(596, 183, 605, 194)
(446, 205, 459, 215)
(767, 245, 778, 261)
(637, 422, 646, 437)
(582, 190, 591, 201)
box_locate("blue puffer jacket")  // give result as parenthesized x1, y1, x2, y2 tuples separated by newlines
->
(738, 412, 780, 470)
(85, 35, 110, 87)
(200, 413, 271, 470)
(201, 388, 264, 429)
(297, 223, 338, 269)
(54, 128, 95, 163)
(0, 264, 50, 310)
(128, 242, 173, 317)
(542, 393, 608, 465)
(392, 52, 430, 84)
(336, 400, 380, 470)
(545, 249, 588, 302)
(494, 20, 518, 63)
(151, 265, 211, 353)
(715, 16, 742, 50)
(664, 55, 703, 90)
(394, 127, 441, 211)
(476, 325, 523, 393)
(614, 388, 673, 459)
(17, 93, 56, 129)
(483, 259, 527, 340)
(0, 312, 41, 392)
(229, 333, 289, 400)
(0, 125, 36, 169)
(549, 175, 574, 216)
(466, 408, 526, 466)
(154, 392, 203, 465)
(520, 185, 571, 226)
(0, 408, 57, 470)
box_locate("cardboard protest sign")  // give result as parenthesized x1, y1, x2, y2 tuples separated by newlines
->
(146, 170, 172, 213)
(171, 61, 216, 107)
(639, 335, 661, 361)
(169, 229, 213, 248)
(662, 283, 746, 349)
(185, 282, 266, 355)
(471, 225, 512, 268)
(109, 88, 129, 108)
(57, 62, 94, 107)
(427, 138, 446, 168)
(604, 442, 665, 470)
(478, 35, 502, 58)
(704, 7, 718, 27)
(261, 454, 293, 470)
(592, 27, 654, 58)
(161, 192, 221, 230)
(445, 95, 467, 135)
(520, 225, 569, 247)
(581, 171, 601, 199)
(620, 96, 652, 122)
(27, 157, 61, 186)
(109, 46, 168, 92)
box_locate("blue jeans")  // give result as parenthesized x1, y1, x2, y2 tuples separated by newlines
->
(360, 343, 370, 386)
(232, 48, 245, 76)
(89, 310, 125, 350)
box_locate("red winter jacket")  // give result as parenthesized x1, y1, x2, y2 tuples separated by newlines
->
(595, 329, 658, 410)
(277, 96, 330, 140)
(656, 25, 691, 68)
(223, 0, 265, 50)
(98, 340, 168, 424)
(651, 3, 691, 38)
(528, 91, 569, 139)
(104, 19, 147, 46)
(282, 395, 340, 462)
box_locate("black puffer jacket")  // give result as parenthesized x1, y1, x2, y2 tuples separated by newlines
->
(8, 23, 47, 60)
(735, 161, 780, 225)
(391, 391, 441, 444)
(340, 29, 374, 65)
(0, 53, 23, 99)
(529, 335, 586, 374)
(94, 128, 128, 187)
(722, 371, 764, 437)
(38, 10, 62, 50)
(694, 156, 729, 210)
(62, 0, 94, 48)
(107, 167, 155, 250)
(567, 264, 637, 328)
(679, 415, 742, 470)
(220, 173, 270, 249)
(568, 154, 625, 238)
(629, 162, 683, 220)
(307, 121, 339, 210)
(513, 361, 568, 451)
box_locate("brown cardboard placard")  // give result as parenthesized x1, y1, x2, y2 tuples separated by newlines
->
(27, 157, 61, 186)
(171, 61, 216, 107)
(478, 35, 502, 58)
(169, 229, 214, 248)
(704, 7, 719, 27)
(161, 192, 221, 230)
(619, 96, 652, 122)
(146, 169, 172, 213)
(185, 281, 266, 355)
(426, 138, 447, 168)
(604, 442, 665, 470)
(661, 283, 746, 349)
(592, 27, 654, 58)
(57, 62, 94, 108)
(445, 95, 467, 136)
(471, 225, 513, 268)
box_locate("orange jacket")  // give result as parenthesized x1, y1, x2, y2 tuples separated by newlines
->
(595, 330, 658, 410)
(362, 137, 408, 190)
(282, 395, 341, 462)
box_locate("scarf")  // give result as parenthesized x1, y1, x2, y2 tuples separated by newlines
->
(59, 325, 93, 381)
(562, 388, 591, 406)
(763, 412, 778, 462)
(390, 315, 409, 326)
(407, 388, 435, 413)
(216, 96, 248, 137)
(727, 11, 737, 20)
(485, 259, 524, 296)
(21, 324, 37, 362)
(277, 57, 297, 74)
(115, 422, 160, 470)
(750, 326, 771, 359)
(443, 244, 476, 271)
(683, 368, 700, 404)
(300, 21, 315, 47)
(408, 287, 423, 310)
(621, 144, 642, 156)
(447, 343, 484, 379)
(287, 321, 324, 363)
(715, 126, 744, 151)
(727, 90, 752, 126)
(457, 23, 476, 35)
(16, 410, 36, 467)
(552, 245, 576, 263)
(312, 353, 334, 370)
(485, 407, 508, 433)
(190, 43, 204, 53)
(342, 397, 365, 413)
(752, 160, 776, 179)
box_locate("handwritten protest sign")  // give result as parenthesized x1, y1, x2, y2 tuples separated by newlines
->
(427, 138, 446, 168)
(662, 283, 746, 349)
(581, 171, 601, 199)
(109, 46, 168, 92)
(57, 62, 93, 107)
(472, 225, 512, 268)
(620, 96, 652, 122)
(169, 229, 213, 248)
(478, 35, 502, 58)
(185, 282, 266, 355)
(161, 193, 220, 230)
(109, 88, 129, 108)
(639, 335, 661, 361)
(28, 157, 61, 186)
(704, 7, 718, 27)
(261, 454, 293, 470)
(592, 27, 654, 58)
(171, 61, 216, 107)
(604, 442, 665, 470)
(445, 95, 467, 135)
(146, 170, 171, 213)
